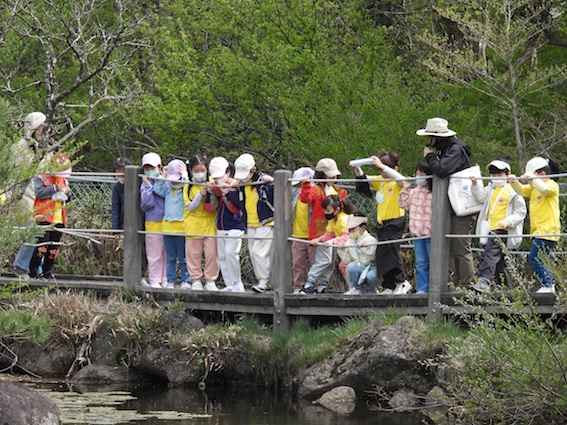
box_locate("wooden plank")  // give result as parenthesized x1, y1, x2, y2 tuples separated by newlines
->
(123, 165, 143, 291)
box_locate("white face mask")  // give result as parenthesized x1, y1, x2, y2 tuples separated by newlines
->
(240, 172, 254, 183)
(492, 179, 506, 187)
(192, 172, 207, 182)
(116, 177, 124, 185)
(416, 178, 428, 186)
(171, 182, 183, 189)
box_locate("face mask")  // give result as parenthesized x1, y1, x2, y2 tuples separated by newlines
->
(171, 182, 183, 189)
(416, 178, 428, 186)
(116, 177, 124, 185)
(144, 170, 159, 178)
(325, 212, 336, 221)
(492, 179, 506, 187)
(192, 172, 207, 182)
(240, 172, 254, 183)
(350, 230, 361, 240)
(216, 175, 228, 185)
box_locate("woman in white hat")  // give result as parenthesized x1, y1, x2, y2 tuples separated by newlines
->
(418, 117, 476, 288)
(509, 156, 561, 293)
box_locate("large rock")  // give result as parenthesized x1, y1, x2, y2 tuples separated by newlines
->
(222, 335, 272, 384)
(89, 321, 129, 365)
(161, 311, 205, 333)
(298, 316, 437, 401)
(1, 341, 75, 377)
(0, 381, 60, 425)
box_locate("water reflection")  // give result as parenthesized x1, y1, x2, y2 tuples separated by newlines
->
(31, 381, 428, 425)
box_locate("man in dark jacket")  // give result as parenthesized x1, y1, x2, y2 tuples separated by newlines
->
(419, 117, 476, 288)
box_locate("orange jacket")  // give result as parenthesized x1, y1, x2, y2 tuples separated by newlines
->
(33, 174, 68, 224)
(300, 182, 347, 239)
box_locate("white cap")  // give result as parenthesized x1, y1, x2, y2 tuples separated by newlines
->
(142, 152, 161, 167)
(346, 214, 368, 230)
(486, 160, 510, 173)
(525, 157, 549, 175)
(209, 157, 229, 179)
(234, 154, 255, 180)
(291, 167, 315, 185)
(315, 158, 341, 177)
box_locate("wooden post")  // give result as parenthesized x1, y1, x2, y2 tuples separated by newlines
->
(428, 175, 451, 320)
(123, 165, 143, 291)
(272, 170, 292, 333)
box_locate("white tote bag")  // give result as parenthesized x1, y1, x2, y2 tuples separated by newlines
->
(448, 165, 484, 216)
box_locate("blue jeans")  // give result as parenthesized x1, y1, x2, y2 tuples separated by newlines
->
(346, 262, 378, 292)
(163, 235, 189, 283)
(529, 238, 555, 287)
(14, 243, 35, 273)
(414, 238, 431, 293)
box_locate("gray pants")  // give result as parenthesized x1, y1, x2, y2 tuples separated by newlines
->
(450, 214, 476, 286)
(478, 230, 509, 285)
(306, 245, 334, 286)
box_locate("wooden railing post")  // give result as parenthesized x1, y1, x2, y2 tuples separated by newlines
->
(428, 175, 451, 320)
(123, 165, 143, 291)
(272, 170, 292, 332)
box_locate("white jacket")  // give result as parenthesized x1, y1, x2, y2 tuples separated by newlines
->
(337, 230, 377, 265)
(471, 183, 526, 248)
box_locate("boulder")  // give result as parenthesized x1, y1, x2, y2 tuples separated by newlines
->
(89, 321, 129, 365)
(389, 388, 420, 411)
(313, 386, 357, 415)
(298, 316, 437, 401)
(131, 344, 204, 386)
(2, 341, 75, 377)
(161, 311, 205, 333)
(222, 335, 272, 384)
(0, 381, 60, 425)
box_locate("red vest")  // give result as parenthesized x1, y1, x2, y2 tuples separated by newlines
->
(34, 174, 68, 224)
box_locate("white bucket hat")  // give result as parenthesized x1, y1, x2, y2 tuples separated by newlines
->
(416, 118, 457, 137)
(291, 167, 315, 185)
(525, 157, 549, 175)
(23, 112, 47, 139)
(234, 153, 255, 180)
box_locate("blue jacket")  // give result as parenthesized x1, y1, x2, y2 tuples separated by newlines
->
(153, 179, 187, 222)
(205, 184, 245, 231)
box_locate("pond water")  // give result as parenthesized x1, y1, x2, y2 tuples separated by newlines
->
(29, 381, 429, 425)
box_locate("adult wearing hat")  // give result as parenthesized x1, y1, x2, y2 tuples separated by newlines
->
(419, 117, 476, 288)
(11, 112, 48, 277)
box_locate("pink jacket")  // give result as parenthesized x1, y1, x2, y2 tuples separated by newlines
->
(398, 185, 432, 237)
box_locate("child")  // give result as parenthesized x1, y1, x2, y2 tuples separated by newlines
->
(302, 194, 357, 294)
(509, 157, 560, 293)
(111, 157, 132, 239)
(185, 154, 219, 291)
(233, 153, 275, 293)
(290, 167, 316, 294)
(398, 161, 433, 294)
(353, 150, 411, 295)
(338, 213, 379, 295)
(299, 158, 348, 294)
(29, 153, 72, 280)
(153, 159, 190, 289)
(205, 156, 246, 292)
(140, 152, 167, 288)
(470, 160, 526, 292)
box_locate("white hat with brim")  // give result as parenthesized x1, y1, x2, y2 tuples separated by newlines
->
(292, 167, 315, 185)
(233, 153, 255, 180)
(525, 157, 549, 175)
(346, 214, 368, 230)
(209, 157, 229, 179)
(486, 160, 510, 173)
(416, 117, 457, 137)
(166, 159, 185, 181)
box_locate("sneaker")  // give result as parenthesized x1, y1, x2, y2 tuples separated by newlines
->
(415, 290, 427, 295)
(316, 285, 327, 294)
(536, 285, 556, 294)
(231, 282, 245, 293)
(140, 277, 149, 287)
(394, 280, 412, 295)
(180, 282, 192, 290)
(204, 281, 219, 291)
(472, 278, 491, 293)
(299, 285, 315, 294)
(378, 288, 394, 295)
(149, 282, 162, 289)
(191, 281, 204, 291)
(164, 282, 175, 289)
(11, 265, 29, 276)
(221, 284, 233, 292)
(292, 288, 302, 294)
(344, 288, 361, 295)
(252, 283, 272, 293)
